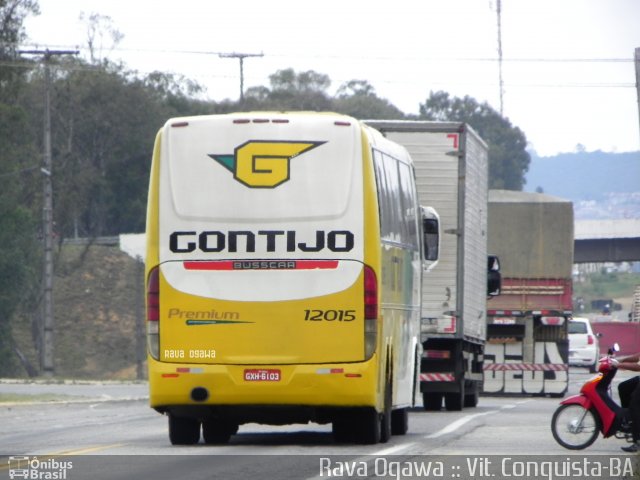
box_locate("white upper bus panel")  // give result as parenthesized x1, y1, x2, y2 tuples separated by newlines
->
(163, 113, 359, 222)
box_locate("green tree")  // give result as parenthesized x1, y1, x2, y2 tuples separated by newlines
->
(144, 70, 211, 117)
(243, 68, 333, 111)
(0, 193, 39, 376)
(419, 91, 530, 190)
(239, 73, 407, 120)
(46, 61, 149, 237)
(333, 80, 405, 120)
(0, 0, 41, 375)
(0, 102, 40, 377)
(0, 0, 39, 102)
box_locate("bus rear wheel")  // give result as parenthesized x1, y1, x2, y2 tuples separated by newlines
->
(202, 419, 238, 445)
(332, 419, 352, 443)
(168, 414, 200, 445)
(353, 407, 381, 444)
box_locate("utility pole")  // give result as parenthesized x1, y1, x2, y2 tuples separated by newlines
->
(219, 52, 263, 103)
(19, 48, 78, 377)
(496, 0, 505, 116)
(635, 47, 640, 146)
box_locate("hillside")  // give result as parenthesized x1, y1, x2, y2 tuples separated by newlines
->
(12, 243, 144, 379)
(524, 150, 640, 219)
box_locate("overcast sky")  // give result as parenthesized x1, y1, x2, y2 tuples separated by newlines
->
(23, 0, 640, 156)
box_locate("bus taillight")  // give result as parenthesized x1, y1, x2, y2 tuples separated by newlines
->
(147, 266, 160, 360)
(364, 265, 378, 359)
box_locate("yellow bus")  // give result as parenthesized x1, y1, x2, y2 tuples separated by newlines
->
(145, 112, 434, 444)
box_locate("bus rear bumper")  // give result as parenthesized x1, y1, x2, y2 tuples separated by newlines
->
(148, 358, 379, 422)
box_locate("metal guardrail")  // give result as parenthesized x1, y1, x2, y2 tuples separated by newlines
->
(61, 236, 120, 246)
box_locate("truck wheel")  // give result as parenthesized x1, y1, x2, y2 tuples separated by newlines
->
(168, 414, 200, 445)
(445, 383, 464, 411)
(464, 389, 479, 408)
(423, 392, 443, 411)
(391, 408, 409, 435)
(202, 419, 238, 445)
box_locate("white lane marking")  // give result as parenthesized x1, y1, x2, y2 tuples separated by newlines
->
(423, 401, 526, 440)
(424, 410, 500, 439)
(374, 442, 416, 456)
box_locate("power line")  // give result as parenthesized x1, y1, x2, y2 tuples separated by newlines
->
(0, 58, 632, 92)
(12, 43, 636, 63)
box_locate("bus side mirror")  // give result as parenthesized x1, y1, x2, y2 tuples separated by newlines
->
(487, 254, 501, 297)
(421, 206, 440, 272)
(423, 218, 439, 262)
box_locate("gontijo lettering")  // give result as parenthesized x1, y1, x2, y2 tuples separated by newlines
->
(169, 230, 355, 253)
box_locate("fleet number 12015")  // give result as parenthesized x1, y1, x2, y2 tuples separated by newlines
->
(304, 309, 356, 322)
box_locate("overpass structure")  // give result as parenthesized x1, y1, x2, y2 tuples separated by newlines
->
(574, 219, 640, 263)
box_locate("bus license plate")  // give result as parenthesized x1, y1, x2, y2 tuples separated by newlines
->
(244, 369, 281, 382)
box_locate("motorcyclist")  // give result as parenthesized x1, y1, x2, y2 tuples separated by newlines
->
(613, 353, 640, 452)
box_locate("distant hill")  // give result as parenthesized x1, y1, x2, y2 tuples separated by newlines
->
(524, 150, 640, 219)
(525, 150, 640, 201)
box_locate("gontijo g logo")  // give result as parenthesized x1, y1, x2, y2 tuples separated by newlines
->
(208, 140, 325, 188)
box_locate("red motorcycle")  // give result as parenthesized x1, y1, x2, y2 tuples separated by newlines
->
(551, 343, 632, 450)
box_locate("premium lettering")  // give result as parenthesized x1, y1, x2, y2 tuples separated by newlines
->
(168, 308, 240, 320)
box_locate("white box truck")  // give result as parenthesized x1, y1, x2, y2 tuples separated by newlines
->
(366, 121, 497, 411)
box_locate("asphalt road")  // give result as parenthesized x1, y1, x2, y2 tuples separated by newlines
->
(0, 369, 637, 480)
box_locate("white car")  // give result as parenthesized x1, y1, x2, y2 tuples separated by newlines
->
(568, 317, 600, 372)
